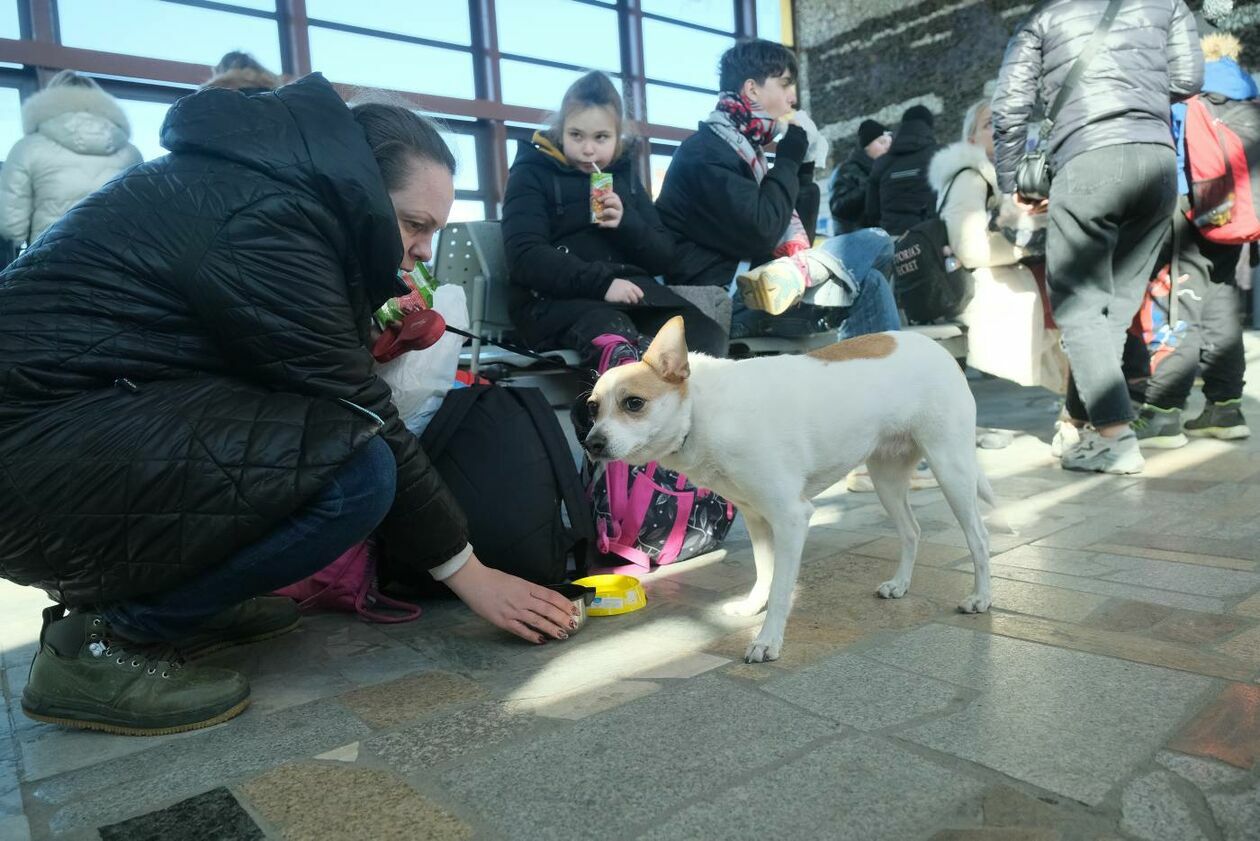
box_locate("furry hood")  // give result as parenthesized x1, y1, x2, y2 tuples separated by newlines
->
(21, 84, 130, 137)
(1201, 33, 1242, 63)
(928, 141, 996, 196)
(202, 66, 281, 93)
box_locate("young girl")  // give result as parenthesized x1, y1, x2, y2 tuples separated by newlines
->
(502, 71, 727, 367)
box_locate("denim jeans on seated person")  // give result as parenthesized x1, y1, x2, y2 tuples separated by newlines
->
(100, 435, 397, 642)
(816, 227, 902, 339)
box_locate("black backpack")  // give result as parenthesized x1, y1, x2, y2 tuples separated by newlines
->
(411, 385, 592, 587)
(891, 173, 976, 324)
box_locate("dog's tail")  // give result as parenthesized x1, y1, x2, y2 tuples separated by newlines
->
(977, 468, 1016, 534)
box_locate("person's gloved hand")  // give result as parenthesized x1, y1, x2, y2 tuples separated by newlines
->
(792, 110, 831, 170)
(774, 124, 809, 164)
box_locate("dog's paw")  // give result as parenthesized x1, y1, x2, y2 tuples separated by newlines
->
(744, 637, 782, 663)
(958, 592, 992, 614)
(876, 578, 910, 600)
(722, 596, 767, 617)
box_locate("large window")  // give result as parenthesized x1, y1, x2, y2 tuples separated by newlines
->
(0, 0, 786, 220)
(0, 85, 22, 159)
(58, 0, 283, 70)
(115, 98, 175, 161)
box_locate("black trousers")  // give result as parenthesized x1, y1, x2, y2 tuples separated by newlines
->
(521, 280, 728, 370)
(1048, 143, 1177, 427)
(1140, 215, 1245, 408)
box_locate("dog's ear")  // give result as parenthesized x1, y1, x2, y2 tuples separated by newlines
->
(643, 316, 690, 384)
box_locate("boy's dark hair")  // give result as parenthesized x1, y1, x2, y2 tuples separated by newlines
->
(349, 103, 456, 191)
(718, 39, 798, 94)
(545, 71, 625, 155)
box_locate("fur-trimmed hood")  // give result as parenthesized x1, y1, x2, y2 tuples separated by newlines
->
(201, 66, 281, 94)
(928, 141, 996, 197)
(21, 84, 131, 156)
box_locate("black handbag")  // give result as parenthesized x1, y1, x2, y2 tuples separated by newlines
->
(1015, 0, 1125, 201)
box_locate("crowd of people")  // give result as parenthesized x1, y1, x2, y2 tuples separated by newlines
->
(0, 0, 1254, 736)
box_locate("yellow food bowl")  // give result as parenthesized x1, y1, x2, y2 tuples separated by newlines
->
(571, 574, 646, 616)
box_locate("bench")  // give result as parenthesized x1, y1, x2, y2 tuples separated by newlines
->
(433, 221, 967, 372)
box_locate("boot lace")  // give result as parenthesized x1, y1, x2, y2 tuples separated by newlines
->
(87, 616, 186, 679)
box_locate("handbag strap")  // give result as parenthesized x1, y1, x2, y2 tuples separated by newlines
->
(1046, 0, 1125, 126)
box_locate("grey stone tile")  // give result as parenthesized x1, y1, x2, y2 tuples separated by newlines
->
(638, 734, 987, 841)
(1099, 560, 1260, 599)
(24, 698, 369, 835)
(1, 758, 19, 818)
(1156, 751, 1251, 790)
(865, 625, 1217, 805)
(439, 675, 840, 840)
(763, 652, 966, 731)
(97, 787, 263, 841)
(364, 701, 535, 774)
(989, 544, 1142, 578)
(989, 564, 1228, 614)
(16, 718, 188, 782)
(0, 815, 30, 841)
(1120, 771, 1211, 841)
(1207, 784, 1260, 841)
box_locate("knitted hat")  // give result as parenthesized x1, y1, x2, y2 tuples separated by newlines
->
(902, 105, 935, 127)
(857, 119, 889, 148)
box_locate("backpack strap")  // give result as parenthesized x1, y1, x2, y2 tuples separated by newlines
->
(420, 384, 487, 459)
(514, 386, 596, 578)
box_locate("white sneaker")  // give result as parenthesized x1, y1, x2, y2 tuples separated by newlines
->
(1050, 422, 1082, 458)
(1060, 429, 1145, 474)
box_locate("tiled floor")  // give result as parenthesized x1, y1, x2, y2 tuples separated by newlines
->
(5, 339, 1260, 840)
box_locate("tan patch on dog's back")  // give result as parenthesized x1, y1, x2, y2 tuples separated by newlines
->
(807, 333, 897, 363)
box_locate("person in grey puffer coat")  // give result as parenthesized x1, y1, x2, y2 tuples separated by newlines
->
(0, 71, 141, 247)
(991, 0, 1202, 476)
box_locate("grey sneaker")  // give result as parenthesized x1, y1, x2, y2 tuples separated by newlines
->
(1131, 405, 1188, 449)
(1184, 399, 1250, 440)
(1061, 429, 1145, 474)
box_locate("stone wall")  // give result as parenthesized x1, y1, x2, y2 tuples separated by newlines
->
(797, 0, 1260, 168)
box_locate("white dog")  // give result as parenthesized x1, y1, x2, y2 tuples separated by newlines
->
(582, 317, 996, 663)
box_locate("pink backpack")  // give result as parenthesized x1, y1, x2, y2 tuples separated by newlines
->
(273, 540, 421, 623)
(585, 335, 736, 573)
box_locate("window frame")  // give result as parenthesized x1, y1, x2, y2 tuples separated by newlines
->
(0, 0, 791, 219)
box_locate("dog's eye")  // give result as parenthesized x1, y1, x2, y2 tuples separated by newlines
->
(586, 400, 599, 418)
(622, 396, 646, 413)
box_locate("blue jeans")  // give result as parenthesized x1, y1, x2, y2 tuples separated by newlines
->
(817, 228, 902, 339)
(102, 435, 397, 642)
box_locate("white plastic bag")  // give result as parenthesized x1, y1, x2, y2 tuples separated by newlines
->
(375, 284, 469, 435)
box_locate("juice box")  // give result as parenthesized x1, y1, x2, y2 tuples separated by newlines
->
(590, 171, 614, 223)
(373, 264, 439, 329)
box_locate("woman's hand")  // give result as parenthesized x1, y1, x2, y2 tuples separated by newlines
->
(604, 277, 644, 304)
(444, 554, 579, 644)
(1010, 192, 1049, 214)
(596, 191, 624, 229)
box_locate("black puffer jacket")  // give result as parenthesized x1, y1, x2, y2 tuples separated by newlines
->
(0, 74, 468, 606)
(864, 118, 939, 235)
(992, 0, 1203, 195)
(828, 148, 875, 233)
(502, 133, 674, 348)
(656, 124, 819, 287)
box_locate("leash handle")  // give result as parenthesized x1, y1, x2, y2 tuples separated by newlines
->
(443, 325, 595, 377)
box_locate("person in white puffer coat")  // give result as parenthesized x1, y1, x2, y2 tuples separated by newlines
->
(929, 97, 1067, 394)
(0, 70, 142, 247)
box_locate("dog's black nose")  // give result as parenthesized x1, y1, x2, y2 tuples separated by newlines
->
(584, 434, 606, 457)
